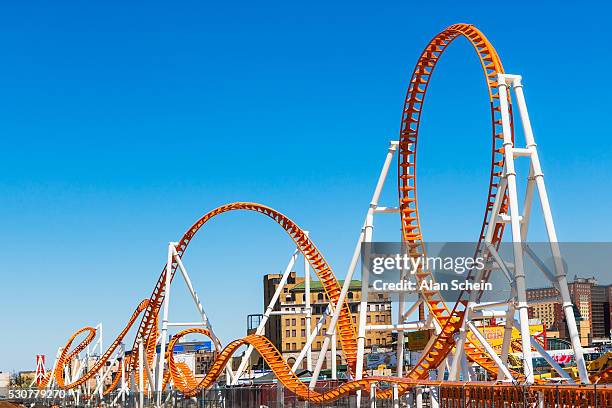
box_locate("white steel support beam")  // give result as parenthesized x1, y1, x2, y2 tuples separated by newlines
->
(291, 306, 330, 372)
(498, 304, 515, 381)
(512, 320, 574, 382)
(466, 322, 514, 381)
(155, 243, 174, 406)
(401, 299, 424, 322)
(171, 246, 234, 385)
(304, 232, 313, 372)
(509, 74, 589, 383)
(497, 75, 534, 383)
(450, 173, 509, 381)
(310, 141, 399, 393)
(92, 349, 121, 397)
(233, 249, 299, 384)
(396, 264, 407, 377)
(138, 338, 145, 408)
(331, 332, 337, 380)
(523, 244, 561, 291)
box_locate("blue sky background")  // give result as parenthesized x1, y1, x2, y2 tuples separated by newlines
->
(1, 1, 611, 372)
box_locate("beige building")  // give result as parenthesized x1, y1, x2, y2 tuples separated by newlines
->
(527, 276, 611, 347)
(262, 272, 392, 370)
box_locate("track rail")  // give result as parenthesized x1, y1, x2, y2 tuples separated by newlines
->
(397, 23, 514, 380)
(39, 23, 611, 404)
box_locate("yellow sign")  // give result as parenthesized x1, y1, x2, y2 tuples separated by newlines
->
(467, 324, 545, 353)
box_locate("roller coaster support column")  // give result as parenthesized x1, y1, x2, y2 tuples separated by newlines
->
(138, 338, 144, 408)
(309, 141, 398, 391)
(304, 231, 313, 372)
(396, 262, 407, 377)
(110, 345, 127, 407)
(170, 243, 233, 385)
(450, 168, 510, 381)
(512, 319, 572, 380)
(467, 322, 514, 380)
(415, 387, 423, 408)
(369, 382, 377, 408)
(233, 249, 300, 383)
(497, 75, 534, 383)
(362, 142, 399, 385)
(510, 74, 589, 383)
(392, 383, 399, 408)
(291, 306, 330, 372)
(155, 242, 175, 406)
(331, 331, 337, 379)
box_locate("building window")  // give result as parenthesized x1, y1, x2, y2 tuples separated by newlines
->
(292, 318, 296, 326)
(292, 330, 296, 337)
(301, 318, 305, 326)
(348, 292, 354, 299)
(317, 293, 324, 301)
(286, 330, 290, 337)
(301, 329, 306, 337)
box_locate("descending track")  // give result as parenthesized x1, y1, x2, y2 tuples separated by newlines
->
(39, 23, 611, 404)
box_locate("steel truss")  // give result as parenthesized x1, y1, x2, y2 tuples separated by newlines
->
(34, 23, 610, 408)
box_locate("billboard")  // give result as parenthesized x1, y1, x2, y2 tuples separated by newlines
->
(366, 351, 398, 369)
(466, 324, 545, 353)
(407, 330, 433, 351)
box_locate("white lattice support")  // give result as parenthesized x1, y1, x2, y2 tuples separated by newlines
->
(233, 249, 299, 383)
(509, 74, 589, 383)
(497, 75, 534, 383)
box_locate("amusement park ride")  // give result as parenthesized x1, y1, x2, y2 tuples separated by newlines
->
(33, 23, 612, 406)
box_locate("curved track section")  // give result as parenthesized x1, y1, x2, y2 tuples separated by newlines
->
(39, 23, 609, 404)
(131, 202, 359, 376)
(39, 299, 150, 389)
(41, 203, 360, 394)
(397, 23, 513, 380)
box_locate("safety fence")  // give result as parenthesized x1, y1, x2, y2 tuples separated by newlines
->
(6, 382, 611, 407)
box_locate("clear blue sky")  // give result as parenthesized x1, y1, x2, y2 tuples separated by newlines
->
(1, 1, 611, 372)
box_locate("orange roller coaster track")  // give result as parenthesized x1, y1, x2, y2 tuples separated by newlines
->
(39, 23, 612, 404)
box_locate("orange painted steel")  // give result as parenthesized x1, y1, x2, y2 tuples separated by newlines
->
(592, 365, 612, 384)
(162, 328, 612, 404)
(38, 299, 150, 390)
(131, 202, 360, 377)
(39, 24, 611, 405)
(398, 23, 515, 381)
(40, 203, 360, 395)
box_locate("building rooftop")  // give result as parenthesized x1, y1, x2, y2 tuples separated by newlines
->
(291, 280, 361, 292)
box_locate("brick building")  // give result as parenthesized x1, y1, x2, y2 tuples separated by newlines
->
(262, 272, 392, 370)
(527, 276, 611, 346)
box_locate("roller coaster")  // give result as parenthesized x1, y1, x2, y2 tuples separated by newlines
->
(34, 24, 612, 407)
